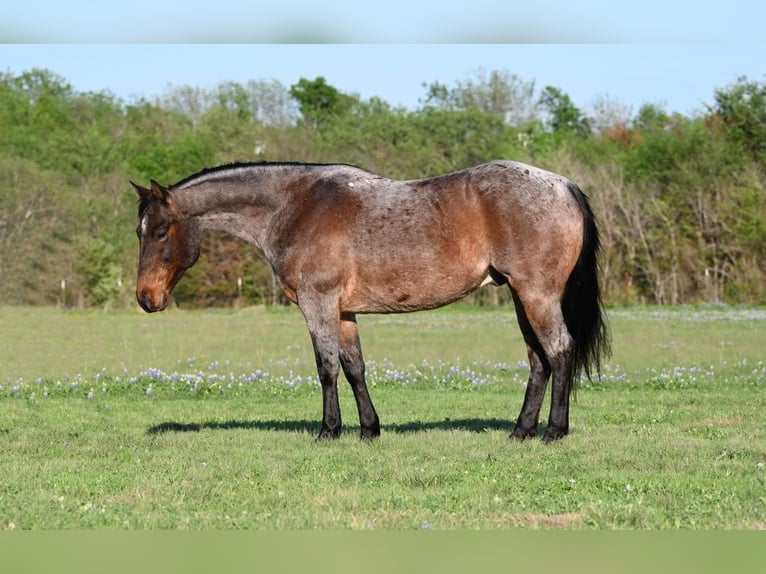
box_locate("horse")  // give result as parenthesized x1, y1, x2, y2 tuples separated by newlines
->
(131, 160, 610, 442)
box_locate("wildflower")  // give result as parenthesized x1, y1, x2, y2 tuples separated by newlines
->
(757, 462, 764, 471)
(87, 391, 94, 400)
(624, 485, 633, 493)
(421, 521, 432, 530)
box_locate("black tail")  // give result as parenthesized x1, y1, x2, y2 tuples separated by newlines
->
(562, 183, 611, 388)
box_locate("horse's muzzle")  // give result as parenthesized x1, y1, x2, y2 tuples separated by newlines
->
(137, 290, 167, 313)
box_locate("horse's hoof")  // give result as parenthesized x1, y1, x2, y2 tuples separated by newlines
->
(542, 428, 568, 443)
(360, 426, 381, 441)
(510, 427, 537, 441)
(317, 428, 341, 441)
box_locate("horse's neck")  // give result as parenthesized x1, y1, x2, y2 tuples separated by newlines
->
(175, 175, 284, 249)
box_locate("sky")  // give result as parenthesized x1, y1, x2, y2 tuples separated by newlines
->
(2, 1, 765, 118)
(3, 1, 765, 43)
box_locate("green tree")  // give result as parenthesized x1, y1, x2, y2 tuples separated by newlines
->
(710, 75, 766, 164)
(214, 81, 252, 122)
(539, 86, 591, 136)
(633, 102, 671, 132)
(121, 100, 215, 183)
(76, 236, 125, 308)
(289, 77, 354, 130)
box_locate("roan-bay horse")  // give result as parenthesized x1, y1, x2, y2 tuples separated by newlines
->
(131, 160, 610, 442)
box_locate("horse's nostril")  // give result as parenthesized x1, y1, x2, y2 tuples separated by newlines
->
(137, 291, 156, 313)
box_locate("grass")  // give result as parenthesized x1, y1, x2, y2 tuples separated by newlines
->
(1, 304, 765, 529)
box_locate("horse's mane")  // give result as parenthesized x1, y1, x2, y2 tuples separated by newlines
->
(171, 161, 366, 190)
(136, 161, 369, 214)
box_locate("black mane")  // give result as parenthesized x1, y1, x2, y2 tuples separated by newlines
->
(170, 160, 366, 190)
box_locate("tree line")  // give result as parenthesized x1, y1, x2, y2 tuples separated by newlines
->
(1, 68, 764, 308)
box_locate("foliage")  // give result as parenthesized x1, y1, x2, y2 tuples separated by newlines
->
(74, 235, 126, 308)
(710, 75, 766, 164)
(422, 68, 538, 126)
(1, 68, 765, 307)
(538, 85, 591, 137)
(289, 76, 355, 131)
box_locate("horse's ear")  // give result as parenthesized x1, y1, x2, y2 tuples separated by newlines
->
(150, 180, 171, 204)
(130, 181, 150, 197)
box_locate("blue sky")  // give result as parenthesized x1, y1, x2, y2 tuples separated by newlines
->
(2, 1, 765, 117)
(3, 1, 765, 43)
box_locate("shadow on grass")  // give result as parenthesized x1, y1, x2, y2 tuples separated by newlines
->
(147, 418, 523, 436)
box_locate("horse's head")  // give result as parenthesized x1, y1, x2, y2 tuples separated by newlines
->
(131, 180, 200, 313)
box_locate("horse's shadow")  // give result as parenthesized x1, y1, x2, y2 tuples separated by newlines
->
(147, 417, 526, 436)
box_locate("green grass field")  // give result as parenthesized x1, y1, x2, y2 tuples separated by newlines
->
(1, 305, 765, 529)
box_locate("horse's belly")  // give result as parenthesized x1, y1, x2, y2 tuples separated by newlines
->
(342, 263, 487, 314)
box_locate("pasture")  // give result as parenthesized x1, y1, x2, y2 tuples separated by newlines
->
(1, 304, 765, 529)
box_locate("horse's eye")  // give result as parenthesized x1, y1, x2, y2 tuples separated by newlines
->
(155, 227, 168, 241)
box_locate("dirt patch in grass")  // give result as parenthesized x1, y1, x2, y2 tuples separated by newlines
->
(498, 512, 582, 528)
(701, 416, 743, 426)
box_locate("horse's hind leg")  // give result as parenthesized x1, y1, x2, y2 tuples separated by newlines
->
(339, 313, 380, 440)
(510, 291, 552, 440)
(510, 288, 575, 442)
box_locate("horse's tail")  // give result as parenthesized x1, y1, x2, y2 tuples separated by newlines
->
(562, 182, 611, 390)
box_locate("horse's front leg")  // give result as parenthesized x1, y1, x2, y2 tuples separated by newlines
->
(300, 296, 343, 440)
(339, 313, 380, 440)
